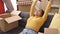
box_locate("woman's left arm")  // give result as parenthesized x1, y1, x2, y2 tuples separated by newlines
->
(42, 0, 53, 19)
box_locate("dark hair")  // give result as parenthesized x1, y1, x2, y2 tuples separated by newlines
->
(48, 0, 50, 1)
(39, 0, 49, 2)
(41, 9, 44, 16)
(39, 0, 41, 1)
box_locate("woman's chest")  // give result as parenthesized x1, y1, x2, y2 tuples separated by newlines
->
(28, 17, 42, 22)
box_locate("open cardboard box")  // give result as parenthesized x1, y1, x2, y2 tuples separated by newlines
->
(0, 11, 22, 32)
(38, 32, 43, 34)
(44, 28, 58, 34)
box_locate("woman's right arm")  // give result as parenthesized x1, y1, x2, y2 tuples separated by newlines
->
(30, 0, 37, 17)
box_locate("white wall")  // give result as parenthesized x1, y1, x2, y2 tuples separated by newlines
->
(4, 0, 17, 11)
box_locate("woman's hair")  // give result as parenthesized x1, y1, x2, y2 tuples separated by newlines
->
(41, 9, 44, 16)
(36, 9, 44, 17)
(39, 0, 42, 2)
(34, 9, 44, 17)
(39, 0, 50, 2)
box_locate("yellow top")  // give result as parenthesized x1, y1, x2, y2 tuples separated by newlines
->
(26, 0, 53, 32)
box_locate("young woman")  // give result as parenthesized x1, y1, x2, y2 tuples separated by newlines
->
(19, 0, 41, 25)
(20, 0, 53, 34)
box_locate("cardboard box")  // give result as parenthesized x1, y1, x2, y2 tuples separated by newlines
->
(44, 28, 58, 34)
(18, 0, 31, 1)
(0, 13, 11, 18)
(17, 1, 32, 6)
(17, 0, 32, 12)
(17, 5, 31, 12)
(0, 12, 22, 32)
(52, 0, 60, 5)
(38, 32, 44, 34)
(38, 28, 58, 34)
(11, 10, 21, 16)
(49, 7, 59, 14)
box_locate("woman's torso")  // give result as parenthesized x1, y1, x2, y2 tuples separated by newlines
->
(26, 16, 44, 32)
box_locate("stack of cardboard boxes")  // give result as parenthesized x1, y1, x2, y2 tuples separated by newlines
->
(49, 7, 59, 15)
(50, 0, 60, 14)
(17, 0, 32, 12)
(52, 0, 60, 5)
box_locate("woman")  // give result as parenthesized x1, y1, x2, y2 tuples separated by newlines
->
(19, 0, 41, 26)
(20, 0, 53, 34)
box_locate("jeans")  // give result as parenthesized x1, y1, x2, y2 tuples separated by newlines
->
(20, 28, 37, 34)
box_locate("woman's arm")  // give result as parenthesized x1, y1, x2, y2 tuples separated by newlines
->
(42, 0, 53, 19)
(2, 0, 14, 13)
(30, 0, 37, 17)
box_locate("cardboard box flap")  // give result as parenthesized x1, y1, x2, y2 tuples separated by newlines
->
(0, 13, 11, 18)
(0, 18, 3, 20)
(44, 28, 58, 34)
(4, 16, 22, 24)
(11, 10, 21, 16)
(38, 32, 43, 34)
